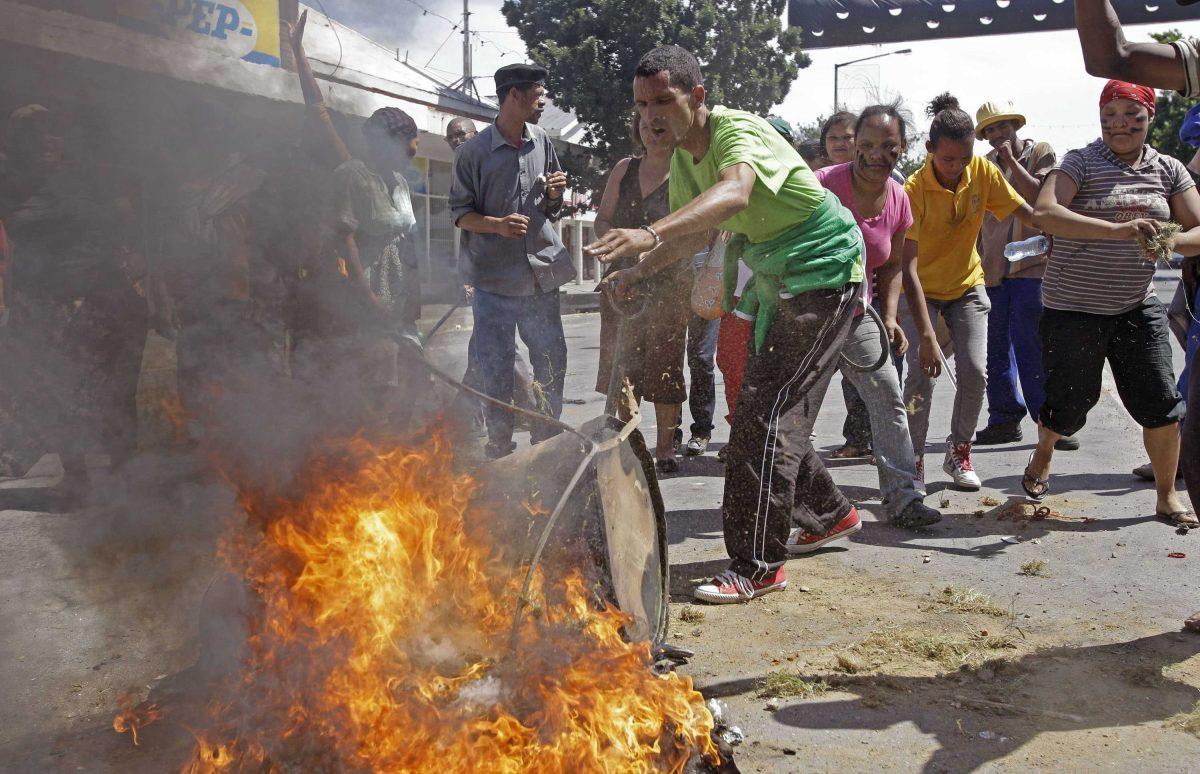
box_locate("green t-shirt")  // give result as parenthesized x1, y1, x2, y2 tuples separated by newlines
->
(668, 105, 827, 244)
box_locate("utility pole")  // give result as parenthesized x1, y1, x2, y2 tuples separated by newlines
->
(462, 0, 473, 96)
(450, 0, 480, 99)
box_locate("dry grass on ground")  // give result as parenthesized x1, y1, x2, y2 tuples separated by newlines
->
(1168, 701, 1200, 737)
(853, 628, 1019, 670)
(755, 671, 831, 700)
(923, 585, 1010, 618)
(1020, 560, 1051, 578)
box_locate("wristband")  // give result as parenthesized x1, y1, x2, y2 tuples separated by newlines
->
(641, 224, 663, 250)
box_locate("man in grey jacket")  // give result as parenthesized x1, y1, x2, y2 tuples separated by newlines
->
(449, 63, 574, 458)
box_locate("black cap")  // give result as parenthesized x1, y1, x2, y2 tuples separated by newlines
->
(494, 63, 548, 93)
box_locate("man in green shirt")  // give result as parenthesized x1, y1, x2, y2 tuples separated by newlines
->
(585, 45, 865, 604)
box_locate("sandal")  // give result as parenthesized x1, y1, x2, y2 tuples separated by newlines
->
(1021, 452, 1049, 502)
(1156, 509, 1199, 528)
(832, 444, 871, 459)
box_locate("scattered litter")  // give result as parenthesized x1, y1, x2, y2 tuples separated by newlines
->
(765, 698, 782, 711)
(782, 748, 797, 755)
(979, 730, 997, 740)
(707, 699, 726, 724)
(1002, 536, 1021, 545)
(562, 398, 587, 405)
(941, 497, 951, 508)
(798, 585, 813, 593)
(923, 556, 932, 564)
(707, 699, 745, 747)
(980, 496, 1001, 507)
(1111, 552, 1118, 559)
(680, 606, 705, 624)
(1031, 539, 1041, 545)
(1168, 552, 1187, 559)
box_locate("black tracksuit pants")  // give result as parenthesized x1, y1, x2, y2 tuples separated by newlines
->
(722, 283, 859, 580)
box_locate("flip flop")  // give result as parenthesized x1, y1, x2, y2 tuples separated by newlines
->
(1022, 452, 1049, 502)
(1156, 509, 1199, 528)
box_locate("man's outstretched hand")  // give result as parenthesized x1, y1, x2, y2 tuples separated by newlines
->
(584, 227, 656, 263)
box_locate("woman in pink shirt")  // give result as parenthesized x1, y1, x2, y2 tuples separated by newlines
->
(809, 105, 943, 532)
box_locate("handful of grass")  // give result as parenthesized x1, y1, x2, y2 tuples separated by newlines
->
(1139, 221, 1182, 263)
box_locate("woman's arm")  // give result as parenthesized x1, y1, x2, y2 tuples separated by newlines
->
(1167, 185, 1200, 258)
(902, 239, 942, 378)
(592, 158, 630, 239)
(1075, 0, 1189, 90)
(286, 12, 352, 168)
(1033, 170, 1158, 240)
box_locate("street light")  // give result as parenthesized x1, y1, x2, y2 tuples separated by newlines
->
(833, 48, 912, 111)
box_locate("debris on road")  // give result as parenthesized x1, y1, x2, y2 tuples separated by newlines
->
(1019, 559, 1050, 577)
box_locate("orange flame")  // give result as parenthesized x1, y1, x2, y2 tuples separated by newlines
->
(172, 432, 716, 771)
(112, 693, 161, 747)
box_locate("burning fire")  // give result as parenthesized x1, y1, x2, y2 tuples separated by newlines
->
(125, 431, 717, 771)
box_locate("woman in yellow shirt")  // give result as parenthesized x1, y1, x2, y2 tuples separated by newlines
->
(900, 94, 1038, 491)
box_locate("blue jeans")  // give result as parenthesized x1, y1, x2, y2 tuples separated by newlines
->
(1177, 284, 1200, 394)
(471, 288, 566, 448)
(839, 313, 922, 519)
(985, 278, 1045, 427)
(1181, 283, 1200, 512)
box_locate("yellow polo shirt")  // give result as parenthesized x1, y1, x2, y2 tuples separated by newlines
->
(904, 155, 1024, 301)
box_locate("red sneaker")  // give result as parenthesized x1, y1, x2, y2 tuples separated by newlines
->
(786, 507, 863, 555)
(693, 567, 787, 604)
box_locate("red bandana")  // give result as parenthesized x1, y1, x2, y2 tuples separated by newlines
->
(1099, 80, 1157, 117)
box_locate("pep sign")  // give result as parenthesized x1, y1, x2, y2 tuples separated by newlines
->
(154, 0, 281, 66)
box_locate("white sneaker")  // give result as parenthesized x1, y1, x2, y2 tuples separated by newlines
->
(943, 442, 981, 490)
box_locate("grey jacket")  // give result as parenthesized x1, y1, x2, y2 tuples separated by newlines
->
(449, 122, 575, 296)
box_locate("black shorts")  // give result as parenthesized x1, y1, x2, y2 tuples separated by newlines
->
(1038, 298, 1185, 436)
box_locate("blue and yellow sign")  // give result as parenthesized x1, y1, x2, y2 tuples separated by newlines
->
(118, 0, 281, 67)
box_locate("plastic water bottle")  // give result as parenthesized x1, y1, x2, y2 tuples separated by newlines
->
(1004, 235, 1050, 262)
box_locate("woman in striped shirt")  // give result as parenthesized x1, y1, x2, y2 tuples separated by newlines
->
(1026, 80, 1200, 528)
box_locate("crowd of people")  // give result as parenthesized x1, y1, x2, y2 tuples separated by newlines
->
(0, 1, 1198, 636)
(583, 0, 1200, 629)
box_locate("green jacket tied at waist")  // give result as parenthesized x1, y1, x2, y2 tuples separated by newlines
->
(721, 191, 865, 352)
